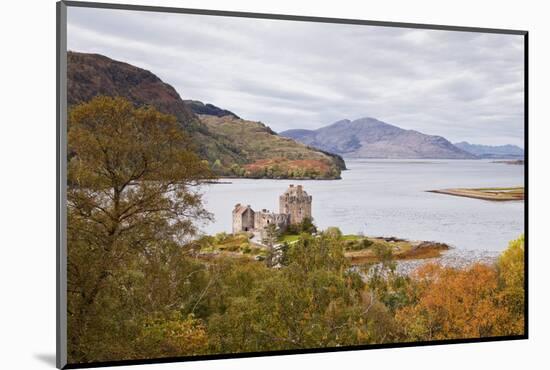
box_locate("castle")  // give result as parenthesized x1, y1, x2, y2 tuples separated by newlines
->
(232, 185, 312, 234)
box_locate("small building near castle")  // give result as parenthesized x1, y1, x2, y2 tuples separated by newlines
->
(232, 204, 255, 232)
(232, 185, 312, 234)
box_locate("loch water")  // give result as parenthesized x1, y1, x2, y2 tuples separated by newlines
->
(199, 159, 524, 253)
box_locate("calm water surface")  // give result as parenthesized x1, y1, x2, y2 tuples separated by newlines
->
(199, 159, 524, 252)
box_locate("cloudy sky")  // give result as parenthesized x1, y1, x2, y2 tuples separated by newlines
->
(67, 7, 525, 147)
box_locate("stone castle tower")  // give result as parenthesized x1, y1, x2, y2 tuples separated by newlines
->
(279, 184, 312, 225)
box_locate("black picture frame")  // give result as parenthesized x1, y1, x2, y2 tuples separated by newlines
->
(56, 1, 529, 368)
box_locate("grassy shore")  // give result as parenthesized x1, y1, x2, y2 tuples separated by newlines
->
(193, 232, 450, 265)
(428, 186, 524, 201)
(342, 236, 450, 263)
(192, 233, 267, 261)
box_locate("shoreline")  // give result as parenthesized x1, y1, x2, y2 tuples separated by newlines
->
(195, 232, 453, 265)
(345, 237, 451, 264)
(492, 159, 524, 165)
(428, 187, 524, 201)
(206, 176, 342, 183)
(394, 248, 499, 275)
(193, 231, 505, 275)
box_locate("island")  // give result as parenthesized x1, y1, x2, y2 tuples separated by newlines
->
(191, 184, 451, 266)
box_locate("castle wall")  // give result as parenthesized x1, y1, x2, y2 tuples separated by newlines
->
(232, 213, 241, 234)
(254, 210, 290, 232)
(241, 208, 255, 231)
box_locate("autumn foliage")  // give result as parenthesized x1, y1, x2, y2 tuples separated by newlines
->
(66, 97, 525, 365)
(395, 263, 520, 341)
(394, 236, 525, 341)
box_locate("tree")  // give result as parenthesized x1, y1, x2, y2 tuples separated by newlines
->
(366, 242, 409, 314)
(497, 234, 525, 333)
(262, 223, 279, 248)
(395, 263, 518, 341)
(285, 233, 348, 274)
(212, 158, 223, 172)
(262, 223, 279, 266)
(207, 236, 384, 353)
(300, 217, 317, 234)
(286, 217, 317, 235)
(323, 226, 343, 240)
(134, 313, 208, 358)
(230, 163, 244, 176)
(67, 96, 214, 362)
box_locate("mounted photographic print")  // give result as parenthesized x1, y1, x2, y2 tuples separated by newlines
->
(56, 1, 528, 368)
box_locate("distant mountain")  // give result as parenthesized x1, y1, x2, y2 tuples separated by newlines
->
(67, 51, 344, 179)
(183, 100, 239, 119)
(280, 118, 476, 159)
(454, 142, 524, 159)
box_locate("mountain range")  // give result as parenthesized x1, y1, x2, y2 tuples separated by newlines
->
(453, 142, 524, 159)
(67, 51, 521, 170)
(280, 118, 477, 159)
(67, 52, 345, 179)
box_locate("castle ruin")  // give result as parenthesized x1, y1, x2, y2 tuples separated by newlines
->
(279, 184, 312, 225)
(232, 185, 312, 234)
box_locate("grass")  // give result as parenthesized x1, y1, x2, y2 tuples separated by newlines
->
(342, 234, 362, 241)
(278, 234, 301, 244)
(473, 186, 523, 192)
(195, 233, 267, 260)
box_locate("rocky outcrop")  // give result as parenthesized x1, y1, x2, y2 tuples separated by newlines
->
(183, 100, 239, 118)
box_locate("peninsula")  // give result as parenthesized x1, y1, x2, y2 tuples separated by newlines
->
(428, 186, 524, 201)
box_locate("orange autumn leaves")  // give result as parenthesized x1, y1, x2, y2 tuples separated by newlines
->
(65, 96, 525, 363)
(395, 236, 525, 341)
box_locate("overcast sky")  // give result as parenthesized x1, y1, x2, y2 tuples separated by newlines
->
(67, 7, 525, 147)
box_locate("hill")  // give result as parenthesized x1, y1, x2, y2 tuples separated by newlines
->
(67, 52, 344, 179)
(280, 117, 476, 159)
(199, 115, 345, 179)
(454, 141, 524, 159)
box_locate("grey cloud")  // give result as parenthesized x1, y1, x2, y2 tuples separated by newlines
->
(67, 7, 524, 147)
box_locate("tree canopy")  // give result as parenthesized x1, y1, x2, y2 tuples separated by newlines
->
(67, 96, 213, 361)
(65, 97, 525, 364)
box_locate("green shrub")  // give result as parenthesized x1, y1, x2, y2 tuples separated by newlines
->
(323, 227, 343, 240)
(241, 243, 252, 254)
(215, 232, 228, 243)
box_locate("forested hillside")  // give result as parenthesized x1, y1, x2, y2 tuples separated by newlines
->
(200, 115, 345, 179)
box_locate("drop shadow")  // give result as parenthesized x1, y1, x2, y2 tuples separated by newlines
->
(34, 353, 57, 367)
